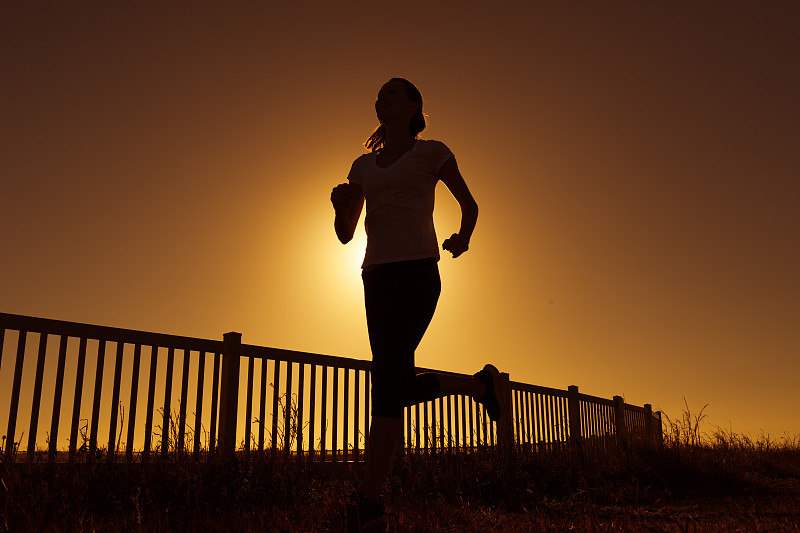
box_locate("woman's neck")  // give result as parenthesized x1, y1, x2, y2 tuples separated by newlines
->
(382, 122, 415, 151)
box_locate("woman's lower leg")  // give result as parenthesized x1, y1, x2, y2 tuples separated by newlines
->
(358, 374, 485, 500)
(435, 372, 485, 400)
(359, 415, 403, 500)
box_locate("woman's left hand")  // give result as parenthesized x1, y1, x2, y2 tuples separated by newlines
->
(442, 233, 470, 258)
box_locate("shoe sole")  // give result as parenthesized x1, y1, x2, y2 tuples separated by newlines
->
(483, 364, 505, 421)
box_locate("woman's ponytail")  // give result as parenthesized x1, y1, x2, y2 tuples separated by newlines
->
(365, 124, 386, 152)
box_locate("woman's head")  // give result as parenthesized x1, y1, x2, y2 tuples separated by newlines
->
(365, 78, 426, 152)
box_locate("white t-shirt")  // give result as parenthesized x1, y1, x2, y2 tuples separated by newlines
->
(347, 139, 454, 269)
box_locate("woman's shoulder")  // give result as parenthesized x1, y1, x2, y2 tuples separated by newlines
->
(417, 139, 450, 150)
(417, 139, 454, 168)
(347, 152, 375, 185)
(351, 151, 375, 168)
(417, 139, 453, 157)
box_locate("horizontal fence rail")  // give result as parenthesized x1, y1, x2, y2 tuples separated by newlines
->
(1, 312, 662, 463)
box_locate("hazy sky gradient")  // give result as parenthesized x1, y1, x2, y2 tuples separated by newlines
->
(2, 2, 798, 438)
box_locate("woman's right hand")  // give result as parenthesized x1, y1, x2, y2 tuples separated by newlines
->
(331, 182, 364, 244)
(330, 183, 353, 211)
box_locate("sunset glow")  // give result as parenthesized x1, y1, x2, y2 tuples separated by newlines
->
(1, 2, 798, 446)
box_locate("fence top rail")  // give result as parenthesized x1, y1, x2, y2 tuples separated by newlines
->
(623, 402, 654, 415)
(240, 344, 372, 370)
(238, 347, 486, 377)
(509, 380, 569, 398)
(578, 393, 615, 407)
(0, 312, 222, 353)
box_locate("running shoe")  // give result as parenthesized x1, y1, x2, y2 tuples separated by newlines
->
(474, 364, 504, 421)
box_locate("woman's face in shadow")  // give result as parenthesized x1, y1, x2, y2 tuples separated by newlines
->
(375, 80, 419, 125)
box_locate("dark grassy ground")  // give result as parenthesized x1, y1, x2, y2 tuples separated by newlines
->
(2, 433, 800, 532)
(3, 404, 800, 532)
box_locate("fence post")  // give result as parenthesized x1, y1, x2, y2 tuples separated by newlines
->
(644, 403, 653, 445)
(613, 395, 627, 455)
(655, 410, 664, 447)
(567, 386, 582, 451)
(218, 332, 242, 458)
(497, 372, 514, 456)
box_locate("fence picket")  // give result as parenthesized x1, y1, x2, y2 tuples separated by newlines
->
(178, 349, 190, 459)
(405, 404, 411, 451)
(309, 364, 316, 460)
(332, 367, 338, 460)
(439, 396, 446, 450)
(68, 337, 88, 463)
(343, 367, 349, 462)
(447, 395, 454, 450)
(245, 355, 254, 457)
(414, 402, 421, 452)
(108, 341, 125, 461)
(88, 340, 106, 462)
(194, 351, 206, 458)
(160, 347, 175, 459)
(513, 390, 521, 444)
(460, 395, 467, 450)
(363, 369, 370, 447)
(423, 400, 430, 451)
(525, 391, 533, 445)
(467, 395, 474, 449)
(209, 352, 220, 454)
(284, 361, 293, 455)
(142, 345, 159, 463)
(49, 335, 69, 463)
(271, 359, 280, 454)
(354, 368, 359, 460)
(297, 362, 305, 460)
(257, 357, 266, 454)
(27, 333, 48, 462)
(126, 344, 142, 462)
(6, 330, 27, 461)
(321, 365, 328, 461)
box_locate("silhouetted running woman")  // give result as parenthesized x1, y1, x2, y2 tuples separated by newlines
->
(331, 78, 505, 532)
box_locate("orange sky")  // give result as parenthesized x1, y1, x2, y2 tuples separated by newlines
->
(2, 2, 798, 440)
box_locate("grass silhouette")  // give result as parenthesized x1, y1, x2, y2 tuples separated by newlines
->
(1, 402, 799, 532)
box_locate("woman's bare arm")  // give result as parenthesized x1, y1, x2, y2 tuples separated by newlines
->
(439, 156, 478, 258)
(331, 182, 364, 244)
